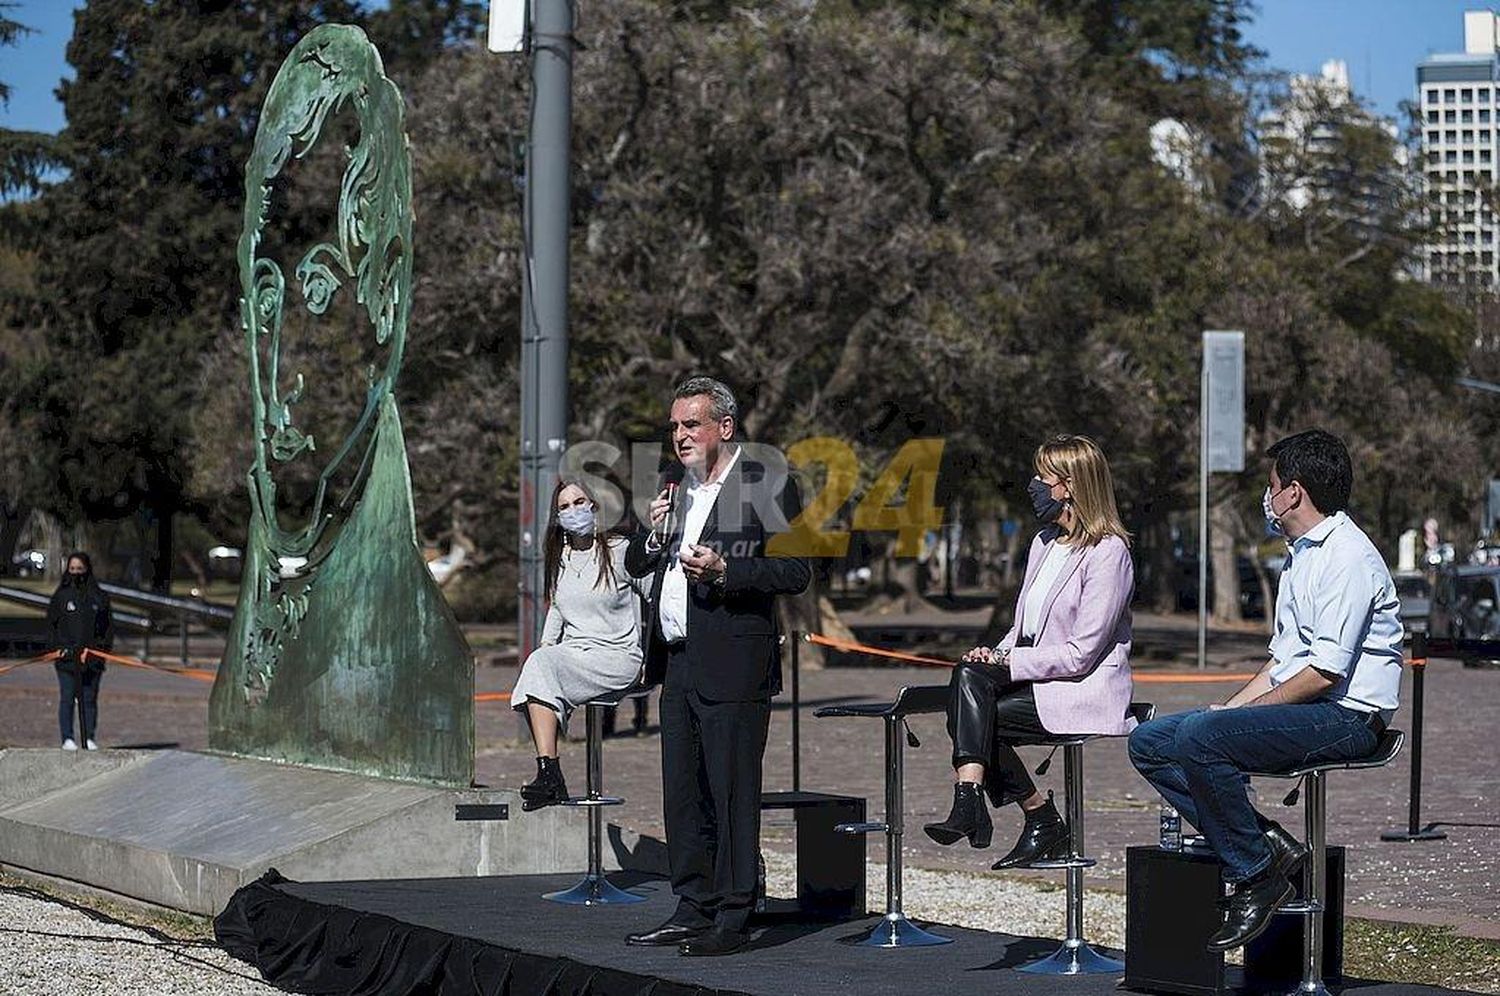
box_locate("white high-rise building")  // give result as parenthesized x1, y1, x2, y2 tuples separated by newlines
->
(1418, 9, 1500, 286)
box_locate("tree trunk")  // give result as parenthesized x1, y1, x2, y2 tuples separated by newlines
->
(0, 499, 28, 576)
(1210, 498, 1240, 624)
(866, 553, 936, 614)
(149, 497, 174, 593)
(779, 573, 857, 669)
(1136, 510, 1178, 612)
(37, 510, 65, 584)
(1001, 521, 1023, 587)
(979, 523, 1030, 644)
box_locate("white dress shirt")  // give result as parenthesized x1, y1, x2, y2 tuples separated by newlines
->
(657, 446, 741, 644)
(1020, 540, 1069, 641)
(1267, 511, 1404, 716)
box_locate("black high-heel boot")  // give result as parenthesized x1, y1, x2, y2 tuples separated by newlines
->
(991, 791, 1070, 869)
(520, 756, 569, 811)
(923, 782, 994, 848)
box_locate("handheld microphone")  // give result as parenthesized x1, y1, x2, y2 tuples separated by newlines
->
(655, 464, 685, 545)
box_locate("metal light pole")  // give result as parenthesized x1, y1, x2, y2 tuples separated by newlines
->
(517, 1, 573, 725)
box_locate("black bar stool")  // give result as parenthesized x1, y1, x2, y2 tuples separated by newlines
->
(1245, 729, 1404, 996)
(1015, 701, 1156, 976)
(543, 682, 655, 906)
(815, 684, 951, 947)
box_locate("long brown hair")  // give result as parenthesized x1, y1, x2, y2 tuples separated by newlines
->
(543, 478, 621, 601)
(1035, 435, 1131, 548)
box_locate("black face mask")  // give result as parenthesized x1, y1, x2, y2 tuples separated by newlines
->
(1027, 477, 1065, 523)
(65, 573, 87, 587)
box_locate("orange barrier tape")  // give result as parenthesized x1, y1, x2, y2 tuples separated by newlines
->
(0, 650, 62, 676)
(801, 632, 1254, 684)
(475, 691, 512, 703)
(81, 648, 217, 682)
(803, 632, 953, 667)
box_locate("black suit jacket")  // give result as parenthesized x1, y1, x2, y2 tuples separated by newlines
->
(625, 451, 811, 702)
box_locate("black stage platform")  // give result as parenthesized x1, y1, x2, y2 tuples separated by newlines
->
(216, 871, 1478, 996)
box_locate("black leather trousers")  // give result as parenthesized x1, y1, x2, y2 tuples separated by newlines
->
(945, 661, 1050, 807)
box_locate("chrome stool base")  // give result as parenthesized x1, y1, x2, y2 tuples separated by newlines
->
(1286, 982, 1333, 996)
(1019, 939, 1124, 975)
(856, 912, 952, 948)
(544, 873, 647, 906)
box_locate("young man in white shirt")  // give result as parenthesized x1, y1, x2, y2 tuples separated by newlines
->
(1129, 429, 1403, 951)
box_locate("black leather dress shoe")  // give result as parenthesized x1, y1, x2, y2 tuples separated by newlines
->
(1207, 873, 1295, 951)
(1263, 821, 1309, 879)
(625, 922, 707, 946)
(679, 928, 750, 957)
(1217, 824, 1310, 908)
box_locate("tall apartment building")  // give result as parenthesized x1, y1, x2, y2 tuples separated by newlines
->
(1418, 10, 1500, 286)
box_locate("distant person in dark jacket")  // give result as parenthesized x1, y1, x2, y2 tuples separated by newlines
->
(46, 552, 113, 751)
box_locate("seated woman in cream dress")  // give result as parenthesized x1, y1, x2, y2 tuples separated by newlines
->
(512, 479, 644, 810)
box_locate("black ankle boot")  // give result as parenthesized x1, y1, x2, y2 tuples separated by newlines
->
(521, 756, 568, 811)
(923, 782, 994, 848)
(991, 792, 1070, 869)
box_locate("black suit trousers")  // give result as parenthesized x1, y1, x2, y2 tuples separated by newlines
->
(658, 652, 770, 934)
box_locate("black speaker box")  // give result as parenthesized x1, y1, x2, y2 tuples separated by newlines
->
(1125, 845, 1227, 995)
(1124, 844, 1347, 996)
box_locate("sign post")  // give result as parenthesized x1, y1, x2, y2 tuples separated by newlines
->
(1199, 331, 1245, 669)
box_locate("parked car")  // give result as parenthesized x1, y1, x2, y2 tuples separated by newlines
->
(1393, 572, 1432, 635)
(9, 549, 45, 577)
(1429, 563, 1500, 643)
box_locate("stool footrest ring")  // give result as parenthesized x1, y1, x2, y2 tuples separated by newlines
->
(561, 796, 625, 808)
(836, 821, 889, 835)
(1019, 857, 1097, 870)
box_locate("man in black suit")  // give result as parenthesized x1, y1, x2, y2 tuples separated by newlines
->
(624, 376, 810, 957)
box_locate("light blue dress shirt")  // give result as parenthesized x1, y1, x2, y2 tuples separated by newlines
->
(1267, 511, 1404, 716)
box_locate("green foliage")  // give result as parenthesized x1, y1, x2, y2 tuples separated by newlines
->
(0, 0, 1489, 615)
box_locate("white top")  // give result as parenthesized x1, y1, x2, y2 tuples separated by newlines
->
(540, 537, 643, 653)
(1267, 511, 1404, 716)
(1020, 540, 1070, 641)
(657, 446, 742, 643)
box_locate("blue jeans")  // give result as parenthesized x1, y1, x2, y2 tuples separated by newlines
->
(56, 665, 102, 742)
(1128, 703, 1378, 882)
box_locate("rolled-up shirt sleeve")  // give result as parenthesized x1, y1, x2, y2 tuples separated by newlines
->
(1278, 562, 1380, 682)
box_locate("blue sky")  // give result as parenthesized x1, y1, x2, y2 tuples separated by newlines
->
(0, 1, 1496, 133)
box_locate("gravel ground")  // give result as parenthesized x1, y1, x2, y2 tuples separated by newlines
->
(0, 884, 278, 996)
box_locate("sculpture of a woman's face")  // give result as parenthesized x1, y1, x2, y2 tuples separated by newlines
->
(239, 25, 412, 567)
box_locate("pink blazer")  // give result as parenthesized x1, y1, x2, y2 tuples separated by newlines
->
(997, 527, 1137, 736)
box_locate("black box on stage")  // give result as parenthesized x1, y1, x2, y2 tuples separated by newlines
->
(1125, 844, 1347, 995)
(1244, 846, 1345, 990)
(761, 791, 866, 919)
(1125, 845, 1227, 995)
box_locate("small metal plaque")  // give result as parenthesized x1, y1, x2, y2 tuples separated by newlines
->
(454, 803, 510, 822)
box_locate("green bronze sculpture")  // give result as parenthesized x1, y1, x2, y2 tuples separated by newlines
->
(209, 24, 474, 786)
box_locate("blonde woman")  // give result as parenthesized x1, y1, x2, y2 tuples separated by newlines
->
(512, 479, 644, 810)
(924, 435, 1138, 868)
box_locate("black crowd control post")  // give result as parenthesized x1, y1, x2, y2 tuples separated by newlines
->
(791, 631, 802, 792)
(1382, 632, 1447, 842)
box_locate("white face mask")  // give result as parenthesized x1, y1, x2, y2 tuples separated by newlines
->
(558, 506, 596, 536)
(1263, 485, 1289, 537)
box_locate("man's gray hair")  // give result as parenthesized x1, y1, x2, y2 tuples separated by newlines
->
(673, 376, 739, 423)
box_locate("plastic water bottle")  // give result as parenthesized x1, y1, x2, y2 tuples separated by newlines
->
(1159, 802, 1182, 851)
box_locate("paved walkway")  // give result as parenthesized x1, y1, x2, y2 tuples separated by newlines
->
(2, 616, 1495, 940)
